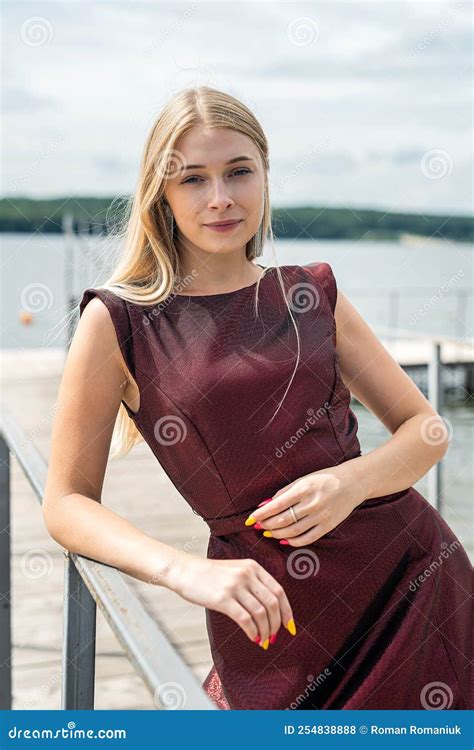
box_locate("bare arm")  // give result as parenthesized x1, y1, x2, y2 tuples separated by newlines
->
(247, 288, 450, 547)
(42, 297, 184, 588)
(333, 289, 449, 503)
(42, 297, 295, 645)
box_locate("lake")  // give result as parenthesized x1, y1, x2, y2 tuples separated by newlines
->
(1, 232, 472, 558)
(1, 233, 472, 349)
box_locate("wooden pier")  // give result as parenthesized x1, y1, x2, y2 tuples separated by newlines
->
(2, 349, 214, 709)
(1, 345, 472, 709)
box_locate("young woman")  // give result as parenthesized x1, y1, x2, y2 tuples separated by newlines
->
(43, 86, 472, 711)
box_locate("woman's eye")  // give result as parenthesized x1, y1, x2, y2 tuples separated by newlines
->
(232, 168, 252, 176)
(182, 175, 202, 184)
(182, 168, 252, 185)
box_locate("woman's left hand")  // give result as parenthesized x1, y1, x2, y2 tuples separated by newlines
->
(245, 467, 365, 546)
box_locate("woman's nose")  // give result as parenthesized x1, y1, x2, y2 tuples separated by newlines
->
(207, 180, 234, 209)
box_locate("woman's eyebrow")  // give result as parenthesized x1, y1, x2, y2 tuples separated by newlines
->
(181, 156, 255, 171)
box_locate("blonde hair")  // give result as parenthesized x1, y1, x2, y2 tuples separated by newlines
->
(82, 86, 302, 458)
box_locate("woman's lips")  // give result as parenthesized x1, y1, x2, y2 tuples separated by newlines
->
(204, 220, 242, 232)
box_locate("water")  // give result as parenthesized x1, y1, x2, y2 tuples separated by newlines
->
(1, 233, 472, 349)
(355, 403, 472, 560)
(1, 232, 472, 558)
(267, 238, 473, 339)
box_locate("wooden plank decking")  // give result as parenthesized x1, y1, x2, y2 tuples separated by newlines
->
(2, 347, 472, 709)
(2, 349, 214, 709)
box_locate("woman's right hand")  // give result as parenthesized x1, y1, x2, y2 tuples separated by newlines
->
(167, 553, 296, 648)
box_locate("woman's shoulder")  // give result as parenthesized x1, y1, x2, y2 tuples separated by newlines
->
(78, 286, 137, 378)
(290, 261, 338, 314)
(79, 285, 130, 316)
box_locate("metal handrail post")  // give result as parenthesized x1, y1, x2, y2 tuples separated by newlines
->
(427, 341, 443, 512)
(61, 552, 97, 709)
(0, 434, 12, 709)
(0, 405, 217, 710)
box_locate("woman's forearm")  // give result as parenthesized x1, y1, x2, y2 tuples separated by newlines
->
(332, 412, 449, 506)
(42, 492, 188, 590)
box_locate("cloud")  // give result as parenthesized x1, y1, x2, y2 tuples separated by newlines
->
(3, 85, 58, 114)
(2, 0, 472, 213)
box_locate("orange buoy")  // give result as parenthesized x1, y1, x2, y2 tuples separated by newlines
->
(20, 310, 33, 325)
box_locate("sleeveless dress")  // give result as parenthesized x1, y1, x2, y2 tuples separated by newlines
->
(79, 262, 473, 710)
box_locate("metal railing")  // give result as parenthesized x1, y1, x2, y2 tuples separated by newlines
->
(373, 327, 474, 515)
(352, 288, 473, 339)
(1, 329, 467, 710)
(0, 403, 216, 711)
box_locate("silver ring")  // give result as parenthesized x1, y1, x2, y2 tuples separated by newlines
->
(289, 505, 298, 524)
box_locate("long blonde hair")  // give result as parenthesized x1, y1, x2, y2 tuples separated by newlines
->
(86, 86, 301, 458)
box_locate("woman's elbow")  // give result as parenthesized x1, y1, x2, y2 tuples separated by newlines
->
(420, 411, 451, 458)
(41, 496, 66, 545)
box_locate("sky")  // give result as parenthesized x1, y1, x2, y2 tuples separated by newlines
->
(2, 0, 473, 215)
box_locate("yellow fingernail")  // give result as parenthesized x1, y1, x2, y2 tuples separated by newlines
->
(263, 530, 273, 537)
(261, 638, 269, 650)
(286, 618, 296, 636)
(244, 516, 257, 526)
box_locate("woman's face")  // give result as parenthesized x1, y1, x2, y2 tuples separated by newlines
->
(163, 126, 265, 262)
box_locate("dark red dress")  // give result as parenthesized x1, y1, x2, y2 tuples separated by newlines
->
(79, 262, 473, 710)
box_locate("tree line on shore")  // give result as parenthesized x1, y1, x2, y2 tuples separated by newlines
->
(0, 197, 472, 242)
